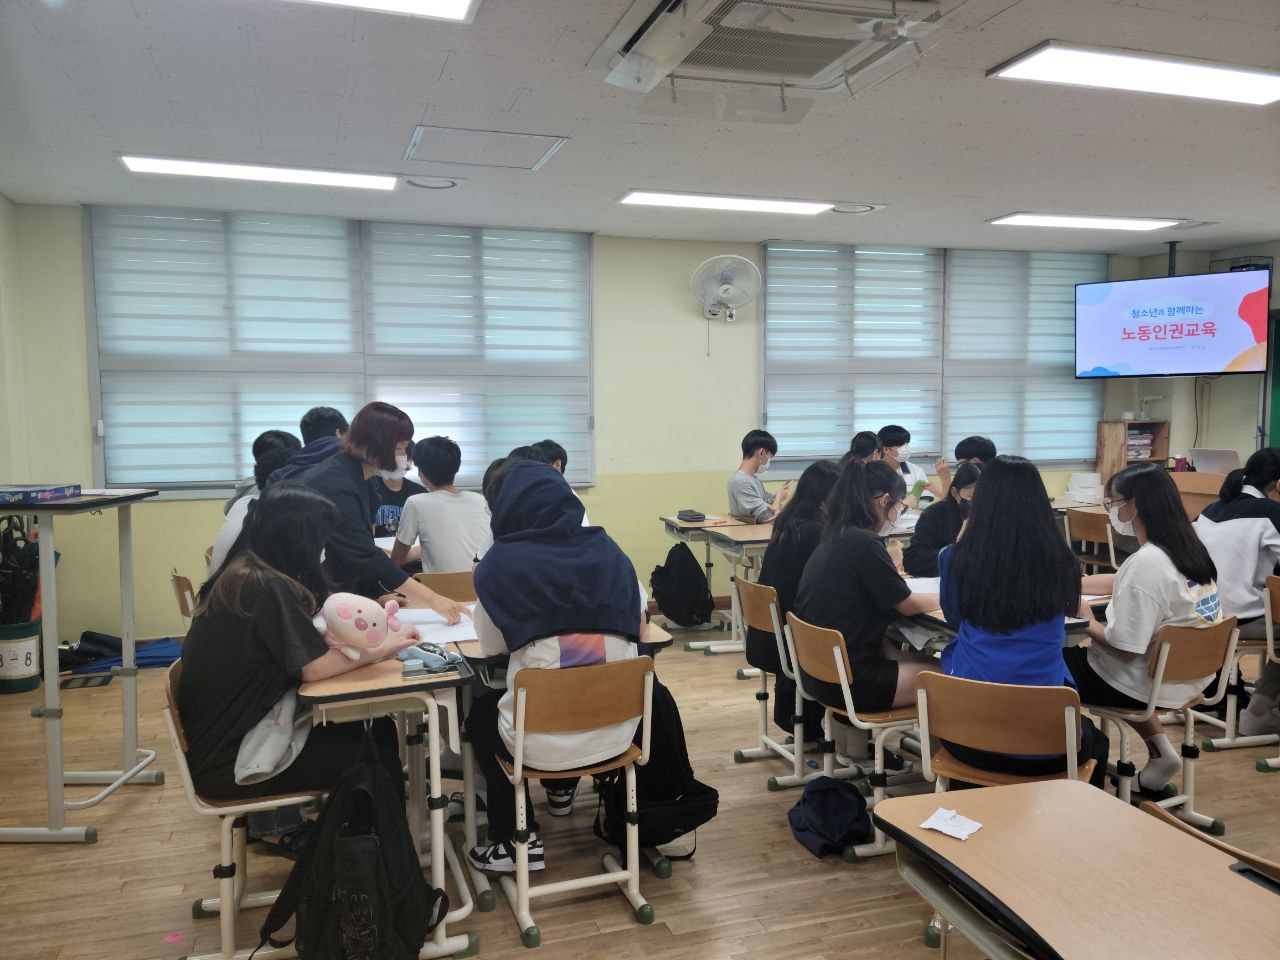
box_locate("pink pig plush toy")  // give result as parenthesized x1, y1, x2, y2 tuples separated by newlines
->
(313, 593, 418, 660)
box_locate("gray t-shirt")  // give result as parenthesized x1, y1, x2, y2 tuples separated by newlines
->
(728, 470, 774, 522)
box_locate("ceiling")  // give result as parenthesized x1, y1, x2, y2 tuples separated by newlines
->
(1, 0, 1278, 255)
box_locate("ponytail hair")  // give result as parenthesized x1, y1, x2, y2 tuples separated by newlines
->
(1220, 448, 1280, 500)
(825, 458, 906, 541)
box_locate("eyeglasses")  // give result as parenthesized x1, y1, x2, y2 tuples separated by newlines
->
(1103, 497, 1129, 511)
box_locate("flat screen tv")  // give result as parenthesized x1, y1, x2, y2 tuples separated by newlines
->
(1075, 268, 1272, 379)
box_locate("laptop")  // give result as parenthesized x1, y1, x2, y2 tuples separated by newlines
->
(1190, 448, 1241, 475)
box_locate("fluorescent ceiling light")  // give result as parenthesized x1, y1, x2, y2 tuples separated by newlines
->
(989, 41, 1280, 105)
(620, 191, 832, 215)
(274, 0, 480, 21)
(121, 156, 397, 191)
(991, 213, 1180, 232)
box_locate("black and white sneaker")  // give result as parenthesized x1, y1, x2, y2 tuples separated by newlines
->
(545, 783, 578, 817)
(446, 790, 486, 823)
(467, 835, 545, 874)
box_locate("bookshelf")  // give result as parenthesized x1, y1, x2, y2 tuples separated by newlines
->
(1097, 420, 1169, 483)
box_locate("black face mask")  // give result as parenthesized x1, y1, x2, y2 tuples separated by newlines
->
(956, 497, 971, 517)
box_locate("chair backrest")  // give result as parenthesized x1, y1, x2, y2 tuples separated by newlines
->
(164, 660, 189, 753)
(730, 514, 759, 525)
(514, 656, 653, 735)
(1064, 507, 1112, 545)
(916, 671, 1082, 755)
(171, 570, 196, 622)
(1170, 472, 1225, 521)
(736, 577, 781, 634)
(413, 570, 477, 603)
(203, 545, 214, 570)
(1140, 801, 1280, 883)
(1150, 617, 1237, 684)
(1266, 576, 1280, 661)
(786, 612, 851, 687)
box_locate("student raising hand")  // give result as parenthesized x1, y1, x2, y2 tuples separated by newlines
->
(934, 456, 952, 493)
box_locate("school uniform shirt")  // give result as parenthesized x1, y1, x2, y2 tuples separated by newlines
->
(371, 476, 427, 539)
(793, 526, 910, 713)
(746, 519, 823, 673)
(728, 470, 774, 523)
(898, 459, 935, 503)
(177, 575, 329, 787)
(938, 546, 1074, 688)
(1089, 542, 1220, 707)
(903, 496, 964, 577)
(395, 489, 493, 574)
(209, 494, 254, 574)
(474, 585, 647, 772)
(1193, 485, 1280, 621)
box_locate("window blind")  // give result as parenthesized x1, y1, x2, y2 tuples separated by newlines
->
(761, 242, 1106, 463)
(90, 206, 594, 487)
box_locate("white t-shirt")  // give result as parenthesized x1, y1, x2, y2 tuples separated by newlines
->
(210, 494, 254, 574)
(475, 585, 647, 772)
(395, 490, 492, 574)
(1089, 542, 1221, 707)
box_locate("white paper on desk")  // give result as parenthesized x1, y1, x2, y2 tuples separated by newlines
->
(397, 603, 477, 627)
(896, 620, 942, 652)
(374, 535, 397, 551)
(921, 808, 983, 841)
(894, 514, 920, 530)
(416, 618, 480, 646)
(904, 577, 941, 595)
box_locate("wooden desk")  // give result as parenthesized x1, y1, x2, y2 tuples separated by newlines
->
(702, 524, 774, 655)
(873, 780, 1280, 960)
(658, 515, 741, 639)
(0, 488, 161, 845)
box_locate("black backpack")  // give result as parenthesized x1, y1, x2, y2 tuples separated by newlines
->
(257, 731, 447, 959)
(594, 678, 719, 855)
(787, 776, 871, 859)
(649, 543, 714, 627)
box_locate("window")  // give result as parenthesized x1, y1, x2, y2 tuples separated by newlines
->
(761, 242, 1106, 462)
(88, 207, 593, 487)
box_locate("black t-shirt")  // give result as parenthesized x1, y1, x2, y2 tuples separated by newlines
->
(746, 519, 823, 673)
(793, 526, 911, 713)
(177, 574, 329, 786)
(371, 476, 427, 538)
(903, 496, 964, 578)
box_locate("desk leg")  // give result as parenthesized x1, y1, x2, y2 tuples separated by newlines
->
(421, 695, 477, 959)
(701, 558, 750, 659)
(458, 686, 495, 912)
(0, 516, 97, 843)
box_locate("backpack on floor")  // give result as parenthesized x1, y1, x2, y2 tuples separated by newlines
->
(787, 776, 871, 858)
(649, 542, 714, 627)
(258, 730, 447, 959)
(594, 677, 718, 855)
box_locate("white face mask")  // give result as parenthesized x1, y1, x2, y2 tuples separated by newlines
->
(377, 454, 411, 482)
(758, 456, 770, 475)
(1107, 502, 1135, 538)
(895, 445, 911, 461)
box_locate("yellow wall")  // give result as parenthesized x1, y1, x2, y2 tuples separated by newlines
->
(1, 205, 1274, 642)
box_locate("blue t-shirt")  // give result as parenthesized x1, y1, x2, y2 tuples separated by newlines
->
(938, 546, 1074, 689)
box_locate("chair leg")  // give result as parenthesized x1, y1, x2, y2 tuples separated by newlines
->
(610, 764, 651, 922)
(1203, 652, 1280, 751)
(848, 727, 898, 861)
(733, 672, 776, 762)
(1108, 718, 1134, 805)
(218, 815, 237, 959)
(1160, 711, 1226, 835)
(497, 781, 540, 947)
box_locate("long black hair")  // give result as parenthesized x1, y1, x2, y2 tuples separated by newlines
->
(950, 461, 982, 495)
(825, 458, 906, 542)
(1220, 448, 1280, 500)
(948, 455, 1080, 632)
(773, 460, 840, 546)
(196, 481, 338, 617)
(1109, 463, 1217, 584)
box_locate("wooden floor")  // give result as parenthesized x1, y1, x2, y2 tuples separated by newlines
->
(3, 635, 1280, 960)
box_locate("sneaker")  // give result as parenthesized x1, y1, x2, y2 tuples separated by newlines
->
(1239, 706, 1280, 737)
(467, 835, 545, 874)
(446, 790, 486, 823)
(545, 783, 578, 817)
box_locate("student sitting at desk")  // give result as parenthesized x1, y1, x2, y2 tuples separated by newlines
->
(938, 455, 1109, 787)
(534, 438, 592, 525)
(209, 445, 295, 575)
(371, 471, 426, 540)
(878, 424, 943, 505)
(903, 462, 981, 578)
(1193, 449, 1280, 737)
(1071, 463, 1221, 793)
(934, 435, 997, 492)
(178, 483, 416, 801)
(839, 431, 884, 468)
(794, 459, 940, 715)
(465, 459, 647, 874)
(747, 460, 840, 741)
(390, 436, 492, 574)
(728, 429, 790, 522)
(295, 401, 467, 623)
(264, 405, 349, 487)
(225, 429, 300, 514)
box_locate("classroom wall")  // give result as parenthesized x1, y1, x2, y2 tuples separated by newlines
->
(2, 204, 1274, 642)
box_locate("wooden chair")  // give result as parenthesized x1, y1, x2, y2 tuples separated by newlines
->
(914, 672, 1096, 788)
(1063, 507, 1119, 573)
(162, 661, 323, 960)
(171, 569, 195, 635)
(498, 657, 655, 948)
(1256, 579, 1280, 774)
(1140, 801, 1280, 882)
(1088, 618, 1238, 834)
(787, 612, 919, 860)
(413, 570, 477, 603)
(732, 579, 855, 789)
(1196, 576, 1280, 753)
(203, 545, 214, 572)
(1170, 471, 1226, 521)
